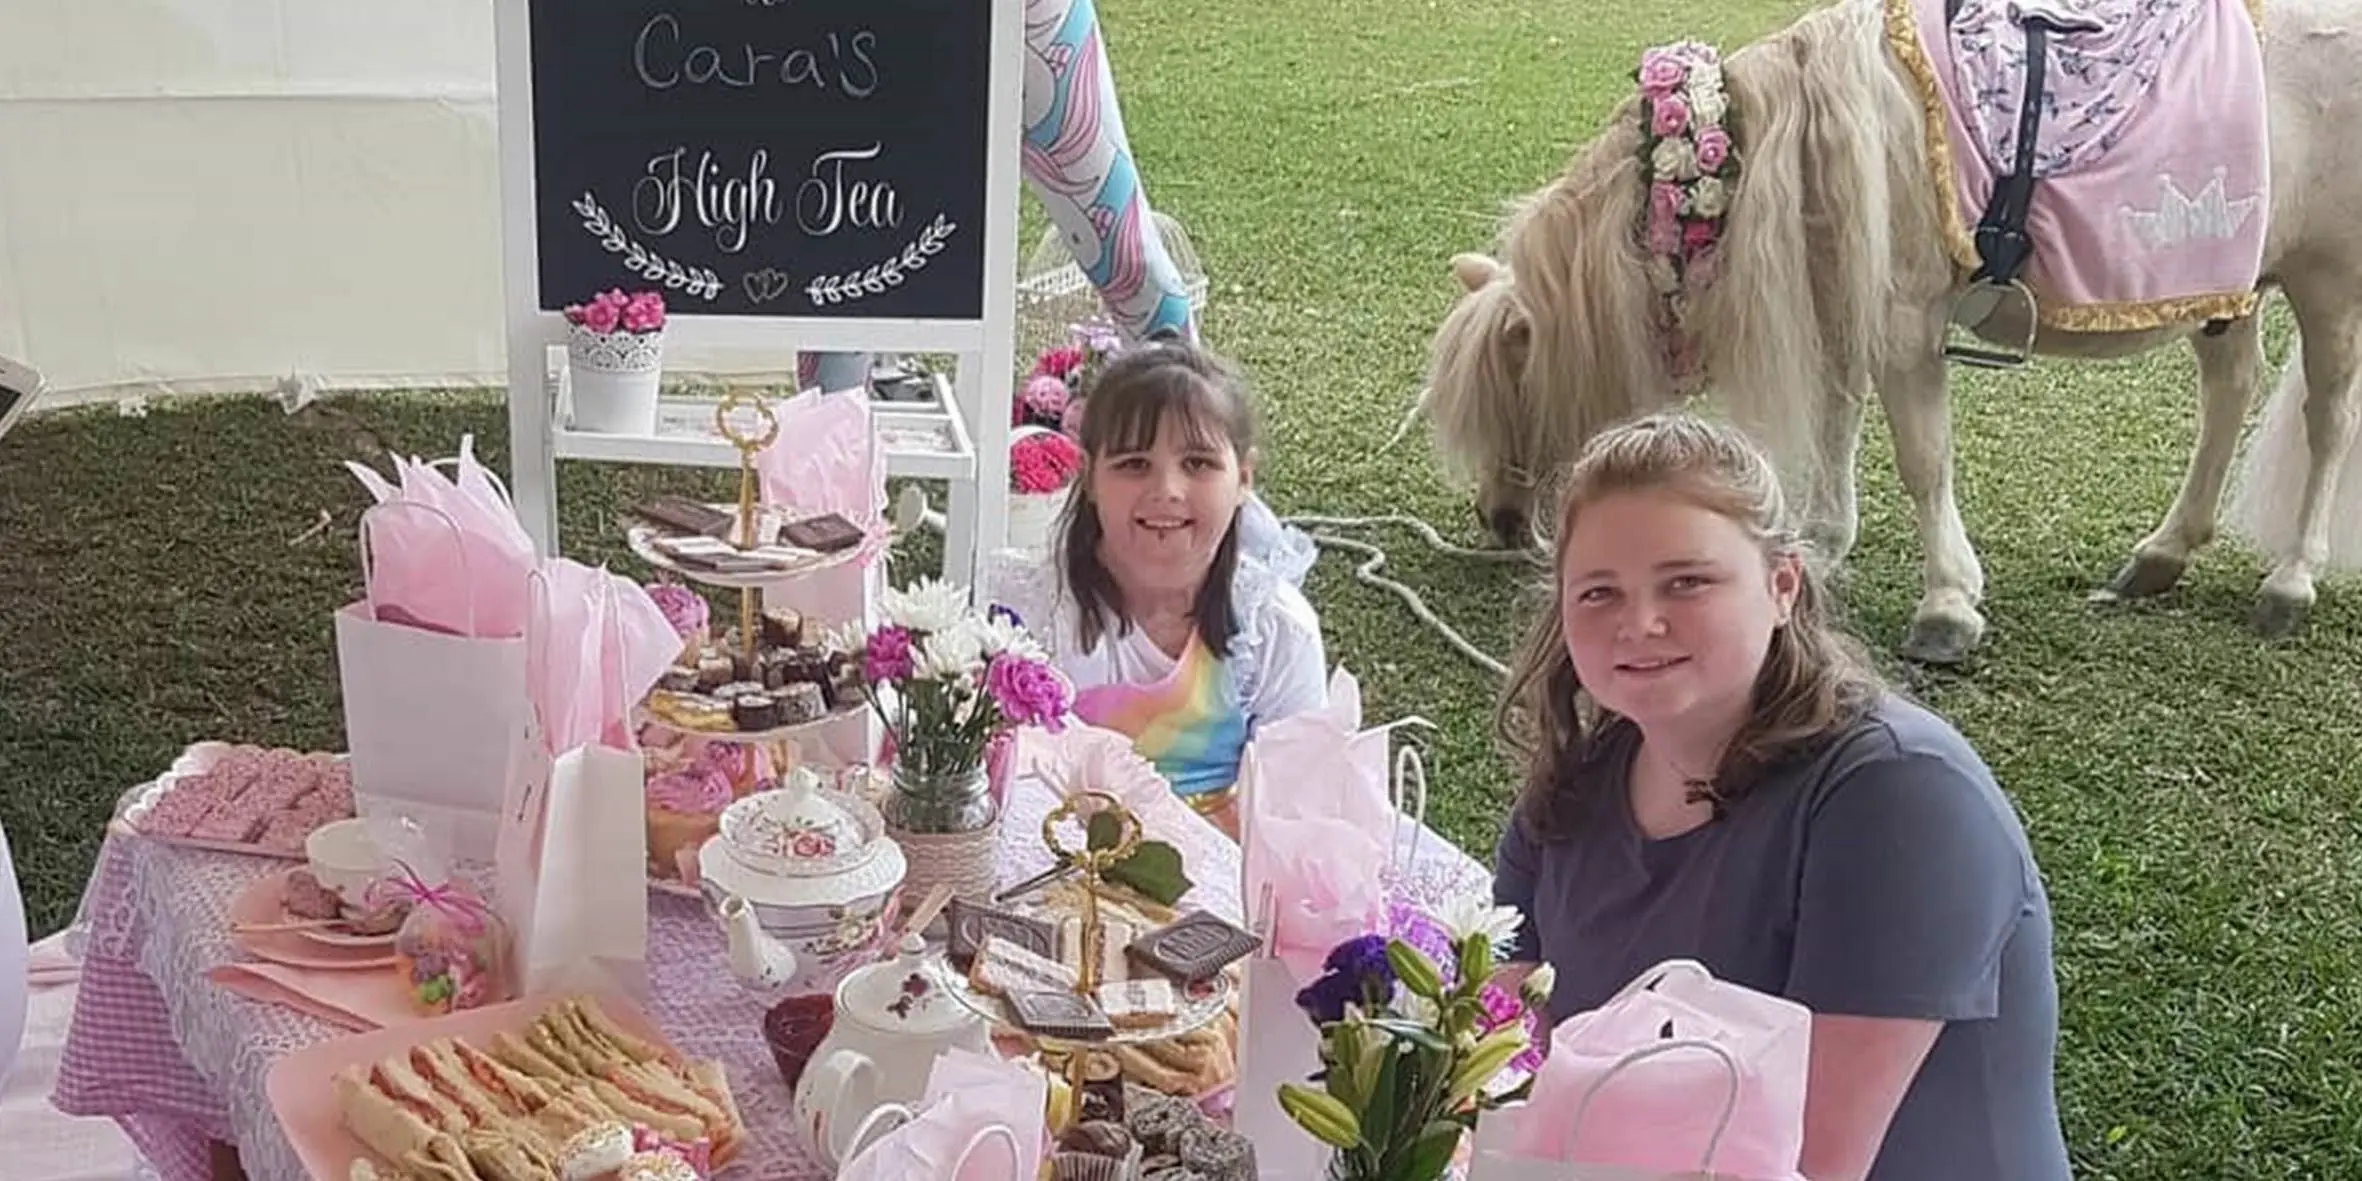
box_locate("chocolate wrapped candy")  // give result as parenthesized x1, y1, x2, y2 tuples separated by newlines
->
(1126, 912, 1259, 983)
(947, 897, 1057, 969)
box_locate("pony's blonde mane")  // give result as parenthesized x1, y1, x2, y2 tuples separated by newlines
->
(1425, 0, 1947, 518)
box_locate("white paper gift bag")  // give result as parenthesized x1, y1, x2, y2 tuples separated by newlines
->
(1230, 687, 1437, 1181)
(335, 500, 530, 863)
(494, 566, 652, 1000)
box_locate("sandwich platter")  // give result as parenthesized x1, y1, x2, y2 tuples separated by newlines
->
(266, 993, 747, 1180)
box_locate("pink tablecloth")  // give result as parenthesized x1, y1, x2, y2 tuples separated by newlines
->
(50, 774, 1488, 1181)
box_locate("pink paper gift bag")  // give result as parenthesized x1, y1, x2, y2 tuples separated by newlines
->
(1468, 960, 1810, 1181)
(494, 563, 673, 1001)
(754, 387, 891, 567)
(335, 499, 531, 863)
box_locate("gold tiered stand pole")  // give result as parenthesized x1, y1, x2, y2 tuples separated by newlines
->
(713, 389, 783, 793)
(1040, 790, 1144, 1097)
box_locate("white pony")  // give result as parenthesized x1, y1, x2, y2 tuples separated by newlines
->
(1420, 0, 2362, 664)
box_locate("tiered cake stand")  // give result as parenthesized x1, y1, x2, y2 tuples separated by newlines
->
(926, 792, 1236, 1101)
(635, 390, 875, 896)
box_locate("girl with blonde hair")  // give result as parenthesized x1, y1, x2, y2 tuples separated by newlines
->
(1492, 413, 2068, 1181)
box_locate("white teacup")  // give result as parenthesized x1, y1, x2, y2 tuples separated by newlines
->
(304, 818, 389, 909)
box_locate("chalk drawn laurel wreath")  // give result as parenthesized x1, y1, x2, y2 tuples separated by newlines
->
(804, 215, 957, 306)
(572, 193, 725, 301)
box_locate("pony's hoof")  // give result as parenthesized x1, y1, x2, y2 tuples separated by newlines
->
(2101, 551, 2189, 601)
(1898, 614, 1983, 666)
(2250, 590, 2313, 638)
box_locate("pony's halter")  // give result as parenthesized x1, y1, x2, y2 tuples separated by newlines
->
(1632, 40, 1736, 392)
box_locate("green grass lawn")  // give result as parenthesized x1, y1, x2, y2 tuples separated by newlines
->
(5, 0, 2361, 1175)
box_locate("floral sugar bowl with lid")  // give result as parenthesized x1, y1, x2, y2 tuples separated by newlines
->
(701, 766, 908, 1000)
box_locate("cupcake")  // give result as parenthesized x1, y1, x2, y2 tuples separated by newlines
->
(646, 583, 712, 667)
(644, 757, 732, 878)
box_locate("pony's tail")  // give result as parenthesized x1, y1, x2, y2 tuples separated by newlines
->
(2226, 337, 2362, 571)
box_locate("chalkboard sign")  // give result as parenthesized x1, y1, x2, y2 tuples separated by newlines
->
(527, 0, 991, 321)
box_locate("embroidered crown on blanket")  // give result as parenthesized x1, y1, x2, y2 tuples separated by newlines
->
(1886, 0, 2270, 331)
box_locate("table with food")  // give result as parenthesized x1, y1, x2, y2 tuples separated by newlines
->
(51, 732, 1491, 1181)
(48, 429, 1538, 1181)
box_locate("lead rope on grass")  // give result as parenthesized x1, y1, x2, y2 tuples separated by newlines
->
(1275, 513, 1529, 681)
(895, 491, 1527, 680)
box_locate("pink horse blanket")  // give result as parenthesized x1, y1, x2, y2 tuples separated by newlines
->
(1888, 0, 2269, 331)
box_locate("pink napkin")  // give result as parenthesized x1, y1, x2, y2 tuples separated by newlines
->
(837, 1047, 1045, 1181)
(753, 388, 891, 567)
(1239, 668, 1396, 985)
(206, 961, 421, 1031)
(528, 560, 680, 755)
(1016, 723, 1203, 839)
(344, 436, 537, 639)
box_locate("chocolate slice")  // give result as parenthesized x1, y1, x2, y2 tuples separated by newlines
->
(947, 897, 1056, 969)
(760, 606, 805, 650)
(731, 692, 785, 731)
(1007, 989, 1112, 1040)
(1125, 911, 1259, 983)
(776, 682, 827, 724)
(781, 512, 864, 553)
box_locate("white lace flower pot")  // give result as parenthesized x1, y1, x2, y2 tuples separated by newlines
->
(1007, 485, 1071, 552)
(567, 324, 664, 435)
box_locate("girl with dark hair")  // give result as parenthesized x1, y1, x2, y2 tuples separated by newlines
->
(988, 341, 1328, 835)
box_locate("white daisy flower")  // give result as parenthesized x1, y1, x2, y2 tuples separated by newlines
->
(973, 613, 1045, 662)
(1437, 893, 1526, 955)
(915, 618, 986, 681)
(881, 576, 969, 636)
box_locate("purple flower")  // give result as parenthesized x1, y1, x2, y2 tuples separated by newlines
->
(1295, 973, 1360, 1024)
(863, 625, 915, 683)
(1386, 901, 1455, 984)
(985, 652, 1072, 731)
(1295, 934, 1397, 1023)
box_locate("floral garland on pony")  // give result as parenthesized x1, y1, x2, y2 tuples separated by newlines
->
(1635, 40, 1737, 388)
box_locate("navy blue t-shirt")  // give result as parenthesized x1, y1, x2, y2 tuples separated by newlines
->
(1494, 695, 2070, 1181)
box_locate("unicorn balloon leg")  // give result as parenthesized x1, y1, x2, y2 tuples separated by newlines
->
(806, 0, 1195, 392)
(1020, 0, 1196, 343)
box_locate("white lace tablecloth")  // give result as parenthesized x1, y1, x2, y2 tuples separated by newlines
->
(52, 773, 1489, 1181)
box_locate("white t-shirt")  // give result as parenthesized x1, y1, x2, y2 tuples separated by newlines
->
(981, 548, 1331, 730)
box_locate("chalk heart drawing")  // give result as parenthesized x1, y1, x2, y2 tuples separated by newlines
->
(743, 268, 793, 304)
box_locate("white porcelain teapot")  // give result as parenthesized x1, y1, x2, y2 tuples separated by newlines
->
(701, 767, 907, 1000)
(790, 931, 995, 1169)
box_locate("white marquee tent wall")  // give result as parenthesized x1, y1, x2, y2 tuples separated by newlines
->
(0, 0, 807, 403)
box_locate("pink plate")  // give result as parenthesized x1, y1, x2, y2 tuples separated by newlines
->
(265, 993, 672, 1181)
(228, 869, 398, 971)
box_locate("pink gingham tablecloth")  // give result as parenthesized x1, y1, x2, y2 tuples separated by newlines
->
(51, 773, 1489, 1181)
